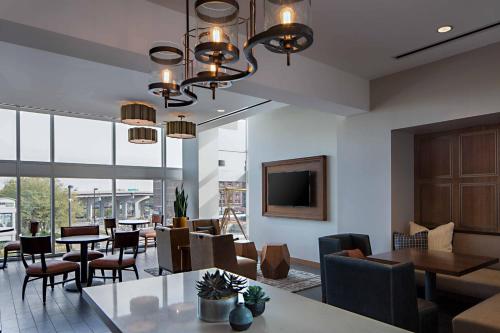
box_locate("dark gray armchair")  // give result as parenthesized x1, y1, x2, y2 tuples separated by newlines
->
(324, 253, 438, 333)
(318, 233, 372, 302)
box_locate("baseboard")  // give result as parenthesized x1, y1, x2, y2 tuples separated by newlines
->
(256, 250, 320, 269)
(290, 257, 320, 269)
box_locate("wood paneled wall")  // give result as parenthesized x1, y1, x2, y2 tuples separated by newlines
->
(415, 125, 500, 234)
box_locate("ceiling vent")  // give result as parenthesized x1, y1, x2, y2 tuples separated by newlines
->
(394, 21, 500, 59)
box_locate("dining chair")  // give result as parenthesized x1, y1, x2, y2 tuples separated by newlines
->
(20, 236, 82, 304)
(318, 233, 372, 302)
(189, 232, 256, 279)
(104, 218, 117, 255)
(139, 214, 164, 250)
(2, 221, 40, 269)
(324, 252, 438, 333)
(87, 230, 140, 286)
(60, 225, 104, 263)
(188, 218, 221, 235)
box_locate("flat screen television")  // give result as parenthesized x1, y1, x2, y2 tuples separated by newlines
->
(268, 171, 311, 207)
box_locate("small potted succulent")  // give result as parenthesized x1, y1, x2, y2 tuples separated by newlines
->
(243, 286, 270, 317)
(196, 270, 247, 322)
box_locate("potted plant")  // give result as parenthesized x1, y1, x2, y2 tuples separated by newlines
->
(243, 286, 270, 317)
(173, 185, 188, 228)
(196, 270, 247, 322)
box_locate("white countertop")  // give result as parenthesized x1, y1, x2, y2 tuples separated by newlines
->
(83, 269, 410, 333)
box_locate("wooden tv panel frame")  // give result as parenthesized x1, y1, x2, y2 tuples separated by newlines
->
(262, 155, 327, 221)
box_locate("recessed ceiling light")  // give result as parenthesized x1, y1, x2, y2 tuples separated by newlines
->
(437, 25, 453, 33)
(217, 109, 225, 113)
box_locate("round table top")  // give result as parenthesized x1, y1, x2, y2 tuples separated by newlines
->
(0, 227, 14, 234)
(55, 234, 110, 244)
(118, 220, 149, 226)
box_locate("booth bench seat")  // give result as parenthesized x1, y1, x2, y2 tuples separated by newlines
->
(453, 292, 500, 333)
(415, 268, 500, 300)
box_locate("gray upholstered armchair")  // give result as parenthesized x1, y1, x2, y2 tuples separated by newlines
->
(318, 233, 372, 302)
(324, 253, 438, 333)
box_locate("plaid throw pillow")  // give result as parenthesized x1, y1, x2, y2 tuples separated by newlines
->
(394, 231, 428, 250)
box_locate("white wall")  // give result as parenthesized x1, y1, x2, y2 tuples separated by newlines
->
(338, 42, 500, 253)
(198, 128, 220, 218)
(248, 105, 341, 262)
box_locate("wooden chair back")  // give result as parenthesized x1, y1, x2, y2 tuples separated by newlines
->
(61, 225, 100, 252)
(20, 236, 51, 270)
(114, 230, 140, 259)
(151, 214, 164, 227)
(104, 218, 116, 238)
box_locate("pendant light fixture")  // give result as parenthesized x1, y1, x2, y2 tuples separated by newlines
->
(166, 115, 197, 139)
(148, 0, 313, 107)
(121, 103, 156, 126)
(128, 127, 158, 144)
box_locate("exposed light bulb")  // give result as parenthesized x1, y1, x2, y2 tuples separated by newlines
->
(212, 27, 222, 42)
(210, 64, 217, 73)
(280, 7, 294, 24)
(162, 69, 171, 83)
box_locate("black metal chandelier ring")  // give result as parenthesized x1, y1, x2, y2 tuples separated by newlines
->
(260, 23, 314, 54)
(194, 42, 240, 64)
(149, 46, 184, 65)
(148, 82, 182, 97)
(194, 0, 239, 24)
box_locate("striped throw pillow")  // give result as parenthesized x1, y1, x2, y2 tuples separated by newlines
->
(394, 231, 428, 250)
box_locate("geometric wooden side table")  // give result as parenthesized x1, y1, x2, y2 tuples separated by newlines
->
(260, 243, 290, 279)
(234, 240, 258, 262)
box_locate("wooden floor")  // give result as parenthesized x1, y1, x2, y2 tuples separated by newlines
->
(0, 247, 322, 333)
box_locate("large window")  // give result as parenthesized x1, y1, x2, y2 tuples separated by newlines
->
(55, 178, 112, 252)
(20, 111, 51, 162)
(54, 116, 112, 164)
(20, 177, 51, 236)
(0, 109, 16, 160)
(0, 109, 182, 254)
(116, 123, 162, 167)
(218, 120, 248, 238)
(0, 177, 17, 256)
(166, 137, 183, 168)
(116, 179, 162, 221)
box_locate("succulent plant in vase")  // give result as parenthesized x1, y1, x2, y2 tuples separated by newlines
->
(196, 270, 247, 322)
(173, 185, 188, 228)
(243, 286, 270, 317)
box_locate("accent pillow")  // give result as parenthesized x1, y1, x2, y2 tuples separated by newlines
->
(394, 231, 428, 250)
(409, 221, 454, 252)
(345, 248, 366, 259)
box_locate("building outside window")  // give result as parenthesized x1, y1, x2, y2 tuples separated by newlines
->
(217, 120, 248, 238)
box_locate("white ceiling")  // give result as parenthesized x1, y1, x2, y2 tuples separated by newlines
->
(0, 41, 273, 125)
(0, 0, 499, 123)
(157, 0, 500, 79)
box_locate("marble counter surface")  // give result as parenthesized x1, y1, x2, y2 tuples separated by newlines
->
(83, 269, 410, 333)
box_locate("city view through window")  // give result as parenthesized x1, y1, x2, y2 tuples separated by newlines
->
(0, 108, 182, 256)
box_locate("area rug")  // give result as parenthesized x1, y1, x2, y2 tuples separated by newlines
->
(144, 267, 321, 293)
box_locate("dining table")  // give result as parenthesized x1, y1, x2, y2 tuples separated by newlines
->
(83, 268, 411, 333)
(56, 234, 110, 291)
(368, 248, 499, 301)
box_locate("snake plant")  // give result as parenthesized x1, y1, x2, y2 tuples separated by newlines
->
(174, 185, 188, 218)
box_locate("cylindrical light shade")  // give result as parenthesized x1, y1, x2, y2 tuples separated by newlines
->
(194, 0, 240, 65)
(148, 41, 184, 97)
(128, 127, 158, 144)
(262, 0, 313, 56)
(264, 0, 311, 30)
(166, 119, 196, 139)
(121, 104, 156, 126)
